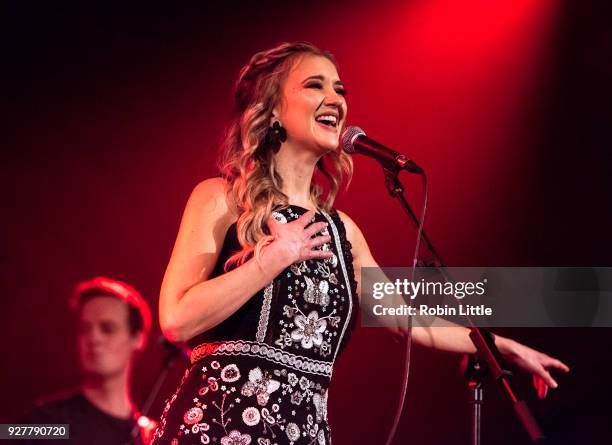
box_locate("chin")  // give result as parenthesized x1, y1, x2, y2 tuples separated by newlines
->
(81, 357, 112, 375)
(83, 365, 121, 380)
(315, 138, 340, 153)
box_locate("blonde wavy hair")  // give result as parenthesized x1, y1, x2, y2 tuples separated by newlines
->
(217, 41, 353, 269)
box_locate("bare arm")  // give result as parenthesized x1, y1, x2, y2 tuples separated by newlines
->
(337, 209, 570, 394)
(160, 179, 332, 342)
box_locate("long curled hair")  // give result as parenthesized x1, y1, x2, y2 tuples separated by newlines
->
(218, 41, 353, 269)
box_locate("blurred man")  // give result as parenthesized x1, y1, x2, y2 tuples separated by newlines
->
(21, 277, 156, 444)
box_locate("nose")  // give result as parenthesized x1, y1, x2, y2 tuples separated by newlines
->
(81, 326, 103, 346)
(322, 90, 345, 118)
(324, 88, 344, 105)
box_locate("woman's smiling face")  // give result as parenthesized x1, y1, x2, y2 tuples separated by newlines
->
(274, 54, 347, 155)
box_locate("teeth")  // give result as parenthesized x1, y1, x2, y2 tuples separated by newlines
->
(316, 115, 338, 126)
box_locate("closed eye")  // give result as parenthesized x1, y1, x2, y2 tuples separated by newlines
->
(306, 82, 347, 97)
(306, 82, 323, 90)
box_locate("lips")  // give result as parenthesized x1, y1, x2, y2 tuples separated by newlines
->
(315, 113, 338, 127)
(315, 120, 338, 132)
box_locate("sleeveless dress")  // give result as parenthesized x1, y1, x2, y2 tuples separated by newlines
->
(152, 205, 359, 445)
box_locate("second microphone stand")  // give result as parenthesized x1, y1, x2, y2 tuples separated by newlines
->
(381, 164, 545, 445)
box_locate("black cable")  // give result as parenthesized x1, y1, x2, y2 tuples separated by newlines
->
(384, 172, 428, 445)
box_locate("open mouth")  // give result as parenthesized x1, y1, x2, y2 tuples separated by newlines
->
(315, 115, 338, 128)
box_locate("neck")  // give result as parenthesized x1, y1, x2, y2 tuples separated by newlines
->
(274, 143, 320, 209)
(81, 366, 134, 419)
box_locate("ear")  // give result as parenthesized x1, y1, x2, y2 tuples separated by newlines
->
(132, 331, 147, 353)
(270, 97, 285, 126)
(270, 110, 279, 127)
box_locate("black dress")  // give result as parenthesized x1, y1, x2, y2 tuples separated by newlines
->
(152, 205, 359, 445)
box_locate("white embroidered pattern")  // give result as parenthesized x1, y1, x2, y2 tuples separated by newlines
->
(256, 282, 274, 343)
(255, 211, 290, 344)
(191, 340, 334, 377)
(153, 358, 330, 445)
(271, 209, 350, 360)
(320, 210, 354, 363)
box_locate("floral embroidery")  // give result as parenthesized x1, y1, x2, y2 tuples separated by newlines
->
(267, 209, 353, 361)
(220, 430, 252, 445)
(287, 372, 298, 387)
(291, 311, 327, 349)
(316, 261, 338, 284)
(290, 390, 304, 405)
(241, 367, 281, 406)
(298, 376, 310, 391)
(326, 253, 338, 269)
(282, 305, 297, 318)
(207, 377, 219, 391)
(303, 413, 325, 442)
(319, 341, 331, 357)
(318, 429, 326, 445)
(241, 407, 260, 426)
(183, 407, 204, 425)
(290, 261, 308, 276)
(313, 390, 328, 423)
(221, 364, 241, 382)
(303, 276, 330, 307)
(260, 407, 276, 425)
(285, 422, 301, 442)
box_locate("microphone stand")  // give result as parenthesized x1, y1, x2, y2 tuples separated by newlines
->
(381, 164, 545, 444)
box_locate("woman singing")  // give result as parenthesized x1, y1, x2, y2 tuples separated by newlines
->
(153, 41, 569, 445)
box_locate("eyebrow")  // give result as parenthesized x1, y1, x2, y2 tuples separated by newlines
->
(302, 75, 344, 86)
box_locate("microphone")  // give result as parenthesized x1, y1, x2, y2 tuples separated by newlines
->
(341, 126, 423, 174)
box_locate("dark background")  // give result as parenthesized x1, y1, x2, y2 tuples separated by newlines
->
(1, 1, 611, 443)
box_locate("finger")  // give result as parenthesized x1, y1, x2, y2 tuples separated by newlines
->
(537, 368, 558, 390)
(538, 354, 570, 372)
(304, 222, 328, 238)
(543, 357, 570, 373)
(295, 209, 317, 227)
(267, 217, 279, 235)
(307, 235, 332, 249)
(306, 249, 334, 260)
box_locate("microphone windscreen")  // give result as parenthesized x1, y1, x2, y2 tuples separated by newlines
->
(341, 126, 366, 154)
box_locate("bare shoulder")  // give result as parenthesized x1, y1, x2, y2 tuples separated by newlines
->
(190, 177, 230, 210)
(187, 177, 236, 226)
(164, 177, 235, 292)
